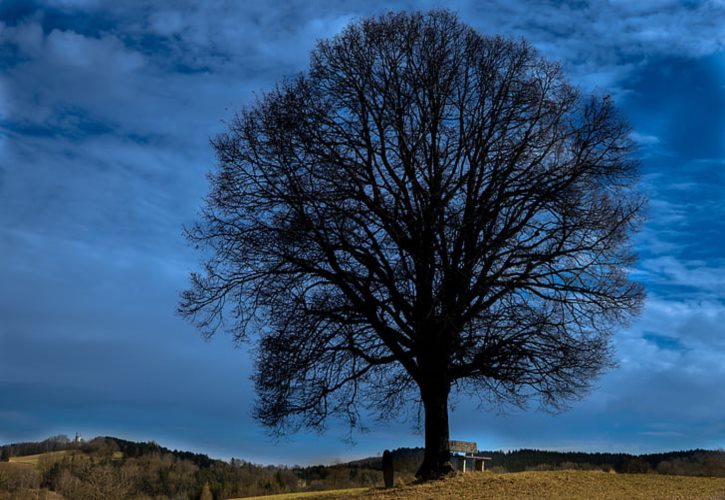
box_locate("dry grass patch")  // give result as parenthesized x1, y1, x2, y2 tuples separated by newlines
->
(8, 451, 68, 466)
(231, 488, 369, 499)
(296, 470, 725, 500)
(0, 488, 64, 500)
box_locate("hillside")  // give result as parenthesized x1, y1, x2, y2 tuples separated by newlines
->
(0, 436, 384, 499)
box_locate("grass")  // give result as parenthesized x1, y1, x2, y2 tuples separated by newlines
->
(230, 471, 725, 500)
(230, 488, 370, 500)
(7, 451, 69, 466)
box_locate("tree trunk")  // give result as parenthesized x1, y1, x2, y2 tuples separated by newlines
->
(415, 381, 454, 480)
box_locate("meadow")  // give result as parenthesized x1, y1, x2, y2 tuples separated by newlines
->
(237, 470, 725, 500)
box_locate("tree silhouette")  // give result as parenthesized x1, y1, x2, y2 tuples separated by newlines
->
(180, 11, 644, 479)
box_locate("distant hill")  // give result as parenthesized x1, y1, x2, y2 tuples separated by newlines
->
(0, 435, 384, 499)
(1, 435, 217, 468)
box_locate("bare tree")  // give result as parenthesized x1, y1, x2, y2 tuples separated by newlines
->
(180, 11, 644, 479)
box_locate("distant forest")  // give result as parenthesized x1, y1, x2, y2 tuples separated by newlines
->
(379, 446, 725, 476)
(2, 435, 724, 499)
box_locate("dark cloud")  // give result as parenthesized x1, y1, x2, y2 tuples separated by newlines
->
(0, 0, 41, 26)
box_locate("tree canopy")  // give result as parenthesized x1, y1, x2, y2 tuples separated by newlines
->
(180, 10, 644, 479)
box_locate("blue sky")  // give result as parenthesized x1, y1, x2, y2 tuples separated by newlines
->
(1, 0, 724, 465)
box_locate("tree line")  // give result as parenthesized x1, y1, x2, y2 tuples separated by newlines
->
(379, 447, 725, 477)
(3, 436, 723, 499)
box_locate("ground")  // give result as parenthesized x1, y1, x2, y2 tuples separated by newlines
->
(233, 470, 725, 500)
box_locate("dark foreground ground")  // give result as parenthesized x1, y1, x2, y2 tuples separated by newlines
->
(257, 470, 725, 500)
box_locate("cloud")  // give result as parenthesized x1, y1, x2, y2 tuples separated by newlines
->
(2, 22, 146, 132)
(46, 28, 143, 70)
(630, 131, 660, 146)
(1, 0, 724, 461)
(444, 0, 725, 92)
(638, 257, 725, 296)
(147, 10, 185, 37)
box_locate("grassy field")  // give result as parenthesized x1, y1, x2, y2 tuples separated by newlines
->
(232, 470, 725, 500)
(7, 450, 69, 466)
(233, 488, 370, 500)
